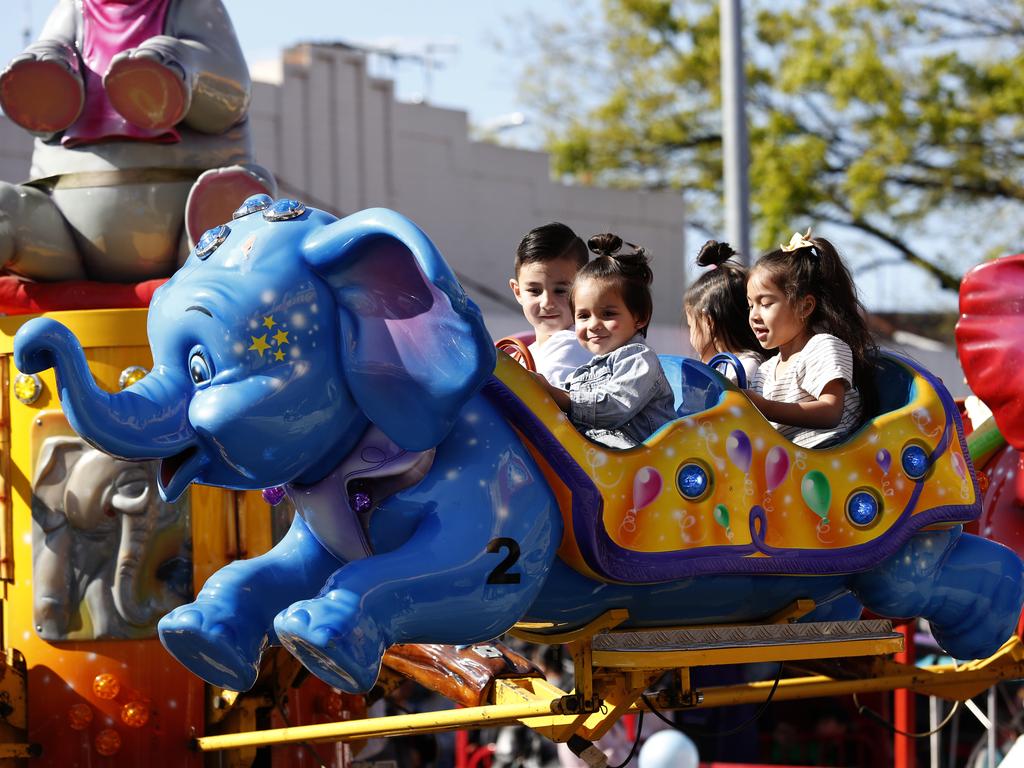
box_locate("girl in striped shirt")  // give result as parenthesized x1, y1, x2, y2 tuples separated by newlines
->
(745, 230, 878, 448)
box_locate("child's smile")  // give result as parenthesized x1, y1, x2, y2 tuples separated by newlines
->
(573, 279, 644, 355)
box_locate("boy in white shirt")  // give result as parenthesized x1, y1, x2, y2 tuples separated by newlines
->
(508, 223, 591, 386)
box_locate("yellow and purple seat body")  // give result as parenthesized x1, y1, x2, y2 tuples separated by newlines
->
(489, 351, 976, 586)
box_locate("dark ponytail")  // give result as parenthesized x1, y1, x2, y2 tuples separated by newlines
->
(572, 233, 654, 336)
(684, 240, 763, 356)
(752, 235, 878, 413)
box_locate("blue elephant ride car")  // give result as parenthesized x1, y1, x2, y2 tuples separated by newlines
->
(13, 197, 1024, 694)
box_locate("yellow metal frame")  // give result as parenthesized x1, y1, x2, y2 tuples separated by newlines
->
(193, 604, 1024, 756)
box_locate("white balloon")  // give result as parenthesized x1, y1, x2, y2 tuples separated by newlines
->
(637, 729, 700, 768)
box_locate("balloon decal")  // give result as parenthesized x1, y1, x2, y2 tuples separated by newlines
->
(713, 503, 734, 542)
(801, 470, 833, 542)
(876, 449, 891, 475)
(726, 429, 755, 496)
(620, 466, 663, 537)
(726, 430, 752, 472)
(950, 450, 967, 480)
(760, 445, 791, 513)
(633, 467, 663, 511)
(801, 470, 831, 520)
(765, 446, 790, 492)
(951, 450, 970, 499)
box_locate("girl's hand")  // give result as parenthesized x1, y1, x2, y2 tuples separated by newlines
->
(529, 371, 571, 412)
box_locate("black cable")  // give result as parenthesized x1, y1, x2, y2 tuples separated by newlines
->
(847, 656, 976, 740)
(852, 693, 960, 738)
(641, 662, 784, 739)
(608, 710, 644, 768)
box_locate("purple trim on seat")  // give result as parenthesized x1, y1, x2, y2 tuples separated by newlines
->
(482, 350, 980, 584)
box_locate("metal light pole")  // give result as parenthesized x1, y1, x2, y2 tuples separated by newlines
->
(720, 0, 751, 263)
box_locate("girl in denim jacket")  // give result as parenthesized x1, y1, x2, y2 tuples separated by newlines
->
(534, 234, 677, 449)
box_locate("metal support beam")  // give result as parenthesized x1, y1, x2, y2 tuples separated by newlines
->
(195, 699, 570, 753)
(720, 0, 751, 261)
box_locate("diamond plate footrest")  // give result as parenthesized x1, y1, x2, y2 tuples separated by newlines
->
(590, 620, 903, 669)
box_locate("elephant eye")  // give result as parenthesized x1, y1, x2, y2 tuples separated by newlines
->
(189, 350, 212, 385)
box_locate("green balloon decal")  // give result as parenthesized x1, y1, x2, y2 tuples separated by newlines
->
(713, 504, 730, 528)
(801, 470, 831, 521)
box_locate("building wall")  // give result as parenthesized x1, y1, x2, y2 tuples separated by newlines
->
(0, 43, 687, 342)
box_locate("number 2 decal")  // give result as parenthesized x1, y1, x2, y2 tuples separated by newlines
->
(486, 537, 521, 584)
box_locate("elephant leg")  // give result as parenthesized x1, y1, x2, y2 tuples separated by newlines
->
(32, 526, 73, 639)
(275, 420, 562, 692)
(852, 529, 1024, 660)
(158, 513, 341, 691)
(0, 182, 86, 281)
(184, 164, 277, 246)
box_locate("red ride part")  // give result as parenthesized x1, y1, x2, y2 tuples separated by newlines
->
(957, 254, 1024, 450)
(0, 276, 166, 315)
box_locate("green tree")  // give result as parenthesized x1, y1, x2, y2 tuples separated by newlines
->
(507, 0, 1024, 290)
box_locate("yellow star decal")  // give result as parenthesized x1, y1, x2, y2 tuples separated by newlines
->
(249, 334, 271, 355)
(273, 329, 289, 346)
(274, 349, 286, 361)
(262, 315, 276, 330)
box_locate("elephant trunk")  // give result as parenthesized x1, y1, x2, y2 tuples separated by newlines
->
(113, 507, 157, 627)
(13, 317, 195, 460)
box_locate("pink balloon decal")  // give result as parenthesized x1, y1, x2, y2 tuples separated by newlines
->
(726, 430, 752, 473)
(876, 449, 891, 475)
(764, 446, 790, 491)
(632, 467, 663, 511)
(951, 451, 967, 481)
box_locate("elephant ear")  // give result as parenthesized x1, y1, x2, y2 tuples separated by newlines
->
(957, 254, 1024, 449)
(302, 208, 496, 451)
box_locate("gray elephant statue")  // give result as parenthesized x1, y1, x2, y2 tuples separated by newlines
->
(32, 434, 191, 640)
(0, 0, 275, 282)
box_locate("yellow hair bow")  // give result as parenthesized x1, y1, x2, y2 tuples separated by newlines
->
(780, 228, 815, 253)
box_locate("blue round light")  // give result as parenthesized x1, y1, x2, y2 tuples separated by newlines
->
(901, 444, 930, 480)
(263, 198, 306, 221)
(195, 224, 230, 260)
(232, 193, 273, 219)
(677, 462, 711, 501)
(846, 490, 880, 527)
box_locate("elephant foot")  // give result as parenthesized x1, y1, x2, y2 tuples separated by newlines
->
(273, 592, 386, 693)
(105, 55, 187, 132)
(856, 531, 1024, 660)
(158, 601, 267, 691)
(0, 56, 83, 134)
(928, 551, 1024, 660)
(185, 165, 277, 245)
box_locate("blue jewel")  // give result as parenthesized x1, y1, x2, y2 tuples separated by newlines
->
(263, 198, 306, 222)
(233, 194, 273, 219)
(901, 444, 930, 480)
(677, 462, 711, 501)
(195, 224, 230, 260)
(846, 489, 880, 527)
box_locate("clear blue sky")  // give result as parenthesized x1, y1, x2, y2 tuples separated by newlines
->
(0, 0, 961, 313)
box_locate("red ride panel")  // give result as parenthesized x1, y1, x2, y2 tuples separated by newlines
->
(957, 254, 1024, 449)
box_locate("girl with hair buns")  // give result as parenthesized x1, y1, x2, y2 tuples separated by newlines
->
(684, 240, 766, 385)
(746, 229, 879, 448)
(533, 233, 677, 449)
